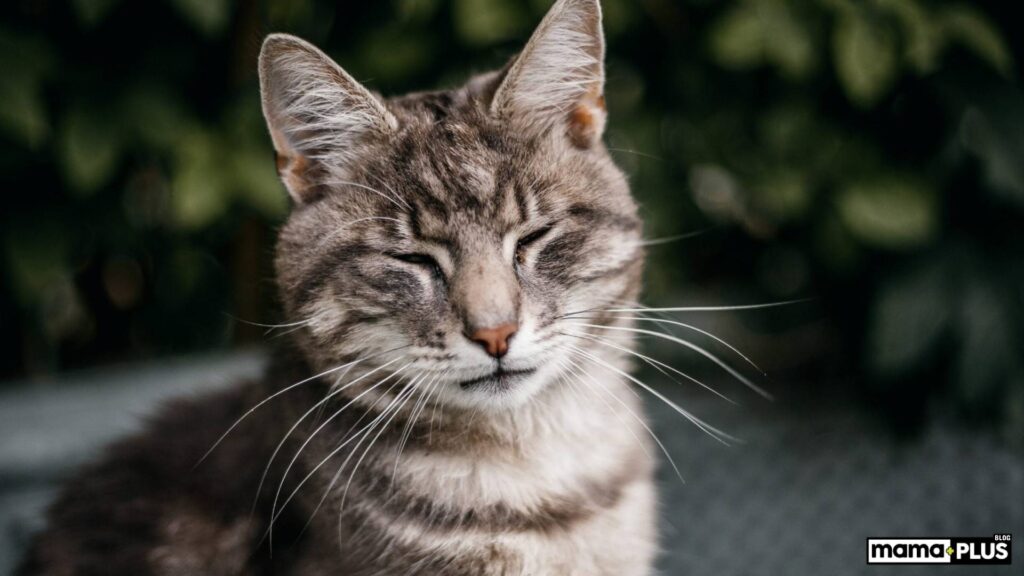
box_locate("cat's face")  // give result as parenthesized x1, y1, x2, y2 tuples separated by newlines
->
(262, 0, 641, 410)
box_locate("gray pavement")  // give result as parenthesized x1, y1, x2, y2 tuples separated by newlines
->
(0, 351, 1020, 575)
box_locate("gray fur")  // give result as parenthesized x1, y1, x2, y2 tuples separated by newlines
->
(20, 1, 656, 574)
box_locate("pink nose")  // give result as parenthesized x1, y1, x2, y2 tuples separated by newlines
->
(468, 323, 518, 358)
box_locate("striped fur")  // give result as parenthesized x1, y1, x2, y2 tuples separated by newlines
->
(20, 1, 657, 574)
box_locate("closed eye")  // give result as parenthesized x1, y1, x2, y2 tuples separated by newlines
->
(517, 225, 553, 249)
(389, 252, 444, 277)
(391, 253, 436, 266)
(515, 225, 553, 264)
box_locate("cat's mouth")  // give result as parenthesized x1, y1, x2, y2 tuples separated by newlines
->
(458, 367, 537, 390)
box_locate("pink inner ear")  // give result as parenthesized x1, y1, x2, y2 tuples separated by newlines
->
(280, 153, 313, 200)
(567, 92, 607, 149)
(269, 126, 316, 203)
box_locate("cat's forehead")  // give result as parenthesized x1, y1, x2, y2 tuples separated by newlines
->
(360, 100, 535, 234)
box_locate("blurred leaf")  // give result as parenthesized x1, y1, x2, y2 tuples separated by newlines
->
(752, 170, 811, 222)
(878, 0, 943, 74)
(940, 5, 1013, 77)
(59, 107, 123, 195)
(170, 100, 287, 228)
(762, 0, 816, 79)
(837, 176, 937, 249)
(72, 0, 123, 27)
(868, 257, 950, 375)
(170, 128, 230, 229)
(397, 0, 440, 23)
(833, 10, 898, 107)
(709, 0, 815, 79)
(170, 0, 231, 36)
(0, 76, 50, 149)
(709, 2, 763, 70)
(454, 0, 527, 45)
(0, 29, 55, 148)
(122, 83, 193, 149)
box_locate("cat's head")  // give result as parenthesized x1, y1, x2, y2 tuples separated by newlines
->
(260, 0, 642, 410)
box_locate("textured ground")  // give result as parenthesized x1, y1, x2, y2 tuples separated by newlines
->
(1, 351, 1020, 575)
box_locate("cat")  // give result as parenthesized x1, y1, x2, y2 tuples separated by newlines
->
(18, 0, 658, 573)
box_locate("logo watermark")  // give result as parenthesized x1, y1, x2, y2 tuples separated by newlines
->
(867, 534, 1011, 565)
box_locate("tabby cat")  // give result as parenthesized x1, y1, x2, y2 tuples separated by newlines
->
(20, 0, 659, 573)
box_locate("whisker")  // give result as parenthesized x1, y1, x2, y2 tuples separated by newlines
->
(337, 379, 419, 516)
(268, 362, 411, 544)
(564, 344, 738, 446)
(567, 314, 764, 375)
(366, 172, 412, 210)
(391, 370, 446, 486)
(321, 179, 410, 211)
(265, 372, 414, 548)
(559, 330, 736, 405)
(194, 347, 407, 467)
(328, 379, 422, 547)
(270, 323, 315, 339)
(299, 376, 422, 542)
(561, 355, 683, 483)
(554, 354, 647, 457)
(635, 227, 717, 247)
(252, 357, 404, 513)
(222, 313, 313, 334)
(570, 298, 813, 315)
(606, 147, 663, 161)
(567, 322, 772, 400)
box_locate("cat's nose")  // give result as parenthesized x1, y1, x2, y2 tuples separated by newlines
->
(468, 323, 518, 358)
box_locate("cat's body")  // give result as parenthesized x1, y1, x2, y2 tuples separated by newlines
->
(20, 1, 658, 574)
(20, 350, 655, 575)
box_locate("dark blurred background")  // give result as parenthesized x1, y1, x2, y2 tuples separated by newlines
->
(2, 0, 1022, 439)
(0, 1, 1022, 573)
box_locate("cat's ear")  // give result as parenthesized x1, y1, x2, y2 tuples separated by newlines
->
(491, 0, 606, 148)
(258, 34, 397, 203)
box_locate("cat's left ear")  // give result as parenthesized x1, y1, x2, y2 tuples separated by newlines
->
(491, 0, 606, 148)
(258, 34, 398, 203)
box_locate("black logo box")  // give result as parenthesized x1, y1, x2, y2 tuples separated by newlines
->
(866, 534, 1011, 565)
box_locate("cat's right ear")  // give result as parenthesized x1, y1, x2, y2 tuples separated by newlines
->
(258, 34, 397, 203)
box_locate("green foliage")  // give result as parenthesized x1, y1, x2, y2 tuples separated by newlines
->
(837, 176, 936, 249)
(709, 0, 817, 79)
(699, 0, 1020, 437)
(171, 0, 232, 36)
(0, 29, 54, 148)
(0, 0, 1020, 439)
(833, 7, 899, 107)
(59, 105, 123, 195)
(455, 0, 527, 45)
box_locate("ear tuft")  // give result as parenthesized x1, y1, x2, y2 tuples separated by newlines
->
(491, 0, 606, 148)
(258, 34, 397, 203)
